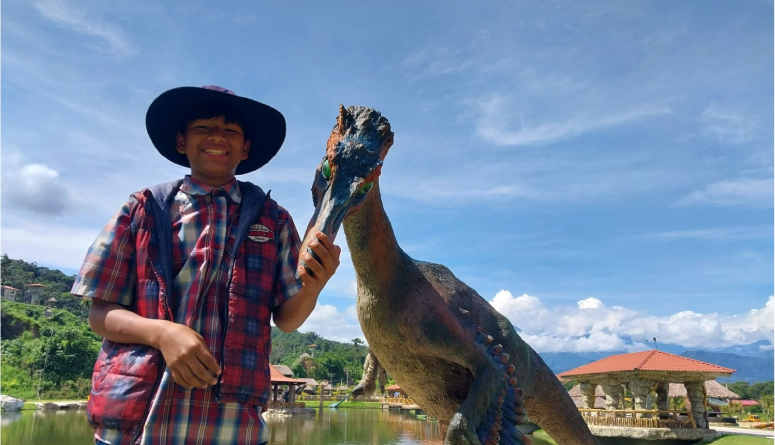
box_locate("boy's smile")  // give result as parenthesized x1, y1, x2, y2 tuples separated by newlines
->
(176, 116, 250, 187)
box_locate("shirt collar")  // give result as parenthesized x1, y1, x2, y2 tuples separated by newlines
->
(180, 175, 242, 203)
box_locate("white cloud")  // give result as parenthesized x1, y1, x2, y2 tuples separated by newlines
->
(0, 221, 100, 272)
(678, 178, 773, 207)
(700, 106, 756, 145)
(578, 297, 603, 310)
(2, 163, 83, 216)
(474, 98, 671, 146)
(490, 290, 774, 352)
(645, 226, 772, 241)
(31, 0, 137, 56)
(297, 304, 366, 344)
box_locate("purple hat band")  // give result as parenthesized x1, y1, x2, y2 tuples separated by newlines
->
(200, 85, 236, 95)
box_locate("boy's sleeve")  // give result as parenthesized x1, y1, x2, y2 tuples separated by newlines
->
(273, 207, 304, 308)
(71, 201, 137, 306)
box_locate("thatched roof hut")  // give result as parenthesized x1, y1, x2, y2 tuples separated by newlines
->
(567, 380, 740, 408)
(669, 381, 740, 399)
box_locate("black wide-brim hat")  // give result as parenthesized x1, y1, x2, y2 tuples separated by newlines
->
(146, 85, 286, 175)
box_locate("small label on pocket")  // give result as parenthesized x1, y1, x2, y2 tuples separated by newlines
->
(248, 224, 273, 243)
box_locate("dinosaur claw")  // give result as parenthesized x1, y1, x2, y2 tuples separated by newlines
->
(445, 413, 481, 445)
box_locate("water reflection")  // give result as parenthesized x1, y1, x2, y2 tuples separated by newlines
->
(1, 408, 553, 445)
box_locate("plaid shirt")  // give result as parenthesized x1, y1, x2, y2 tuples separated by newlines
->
(73, 176, 303, 445)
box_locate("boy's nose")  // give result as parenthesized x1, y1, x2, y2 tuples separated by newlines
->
(206, 128, 229, 140)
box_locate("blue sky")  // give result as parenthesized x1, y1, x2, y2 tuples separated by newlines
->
(2, 0, 773, 353)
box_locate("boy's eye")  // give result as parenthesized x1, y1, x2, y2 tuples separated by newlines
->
(321, 159, 331, 180)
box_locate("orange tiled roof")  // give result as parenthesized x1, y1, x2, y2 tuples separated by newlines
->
(26, 283, 46, 287)
(557, 350, 735, 378)
(269, 365, 307, 384)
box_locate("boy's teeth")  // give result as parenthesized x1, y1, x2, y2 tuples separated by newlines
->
(205, 149, 226, 155)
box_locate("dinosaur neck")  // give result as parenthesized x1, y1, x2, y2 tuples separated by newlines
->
(343, 183, 410, 289)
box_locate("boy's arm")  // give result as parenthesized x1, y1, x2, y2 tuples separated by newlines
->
(75, 201, 220, 389)
(89, 299, 221, 389)
(273, 231, 341, 332)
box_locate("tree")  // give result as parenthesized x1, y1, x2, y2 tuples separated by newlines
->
(352, 338, 362, 348)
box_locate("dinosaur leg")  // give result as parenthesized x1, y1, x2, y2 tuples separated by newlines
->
(352, 350, 379, 398)
(435, 313, 528, 445)
(446, 342, 528, 445)
(377, 362, 388, 395)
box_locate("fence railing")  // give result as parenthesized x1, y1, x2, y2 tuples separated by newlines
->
(267, 401, 306, 409)
(380, 397, 416, 406)
(578, 409, 696, 429)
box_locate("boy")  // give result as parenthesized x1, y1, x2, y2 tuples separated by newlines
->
(71, 85, 340, 445)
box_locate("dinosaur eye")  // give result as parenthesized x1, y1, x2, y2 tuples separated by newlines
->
(359, 182, 373, 195)
(321, 159, 331, 180)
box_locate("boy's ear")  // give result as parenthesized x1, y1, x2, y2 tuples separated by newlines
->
(176, 131, 186, 154)
(241, 140, 250, 161)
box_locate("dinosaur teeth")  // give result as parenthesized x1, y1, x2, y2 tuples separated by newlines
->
(506, 364, 515, 374)
(500, 353, 510, 363)
(490, 344, 503, 355)
(485, 335, 493, 344)
(458, 308, 470, 317)
(509, 377, 518, 386)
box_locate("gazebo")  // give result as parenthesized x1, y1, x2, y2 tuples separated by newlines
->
(558, 350, 735, 429)
(568, 380, 741, 410)
(269, 365, 307, 406)
(386, 384, 407, 398)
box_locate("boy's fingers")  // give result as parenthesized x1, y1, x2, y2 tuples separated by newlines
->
(313, 232, 336, 251)
(180, 364, 208, 389)
(302, 253, 324, 277)
(171, 368, 194, 389)
(189, 360, 216, 387)
(306, 242, 332, 266)
(199, 351, 222, 376)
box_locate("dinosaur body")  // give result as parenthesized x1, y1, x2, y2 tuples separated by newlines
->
(304, 106, 597, 445)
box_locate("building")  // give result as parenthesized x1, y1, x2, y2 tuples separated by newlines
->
(26, 284, 46, 305)
(1, 285, 20, 301)
(558, 350, 735, 429)
(272, 364, 294, 378)
(268, 366, 307, 406)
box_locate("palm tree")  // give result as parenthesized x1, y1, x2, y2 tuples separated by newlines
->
(352, 338, 362, 349)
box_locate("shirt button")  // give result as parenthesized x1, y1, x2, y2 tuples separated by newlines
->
(217, 213, 223, 218)
(178, 393, 185, 399)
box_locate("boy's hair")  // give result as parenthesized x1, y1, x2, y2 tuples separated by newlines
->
(178, 101, 251, 141)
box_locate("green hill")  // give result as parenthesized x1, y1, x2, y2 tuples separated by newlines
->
(0, 256, 371, 399)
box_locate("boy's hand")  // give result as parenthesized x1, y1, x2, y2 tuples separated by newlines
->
(156, 322, 221, 389)
(297, 232, 341, 292)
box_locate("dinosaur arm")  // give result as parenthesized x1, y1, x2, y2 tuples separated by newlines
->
(352, 350, 379, 397)
(416, 310, 527, 445)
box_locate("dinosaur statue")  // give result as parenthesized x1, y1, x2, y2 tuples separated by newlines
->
(300, 105, 597, 445)
(352, 350, 388, 398)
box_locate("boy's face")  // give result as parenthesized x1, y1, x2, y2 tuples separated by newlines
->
(176, 116, 250, 186)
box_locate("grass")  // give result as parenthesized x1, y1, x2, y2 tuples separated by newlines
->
(532, 429, 773, 445)
(302, 400, 383, 409)
(698, 436, 774, 445)
(531, 430, 558, 444)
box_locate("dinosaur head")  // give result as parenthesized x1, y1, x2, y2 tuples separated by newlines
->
(307, 105, 393, 242)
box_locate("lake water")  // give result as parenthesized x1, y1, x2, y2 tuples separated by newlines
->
(1, 408, 556, 445)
